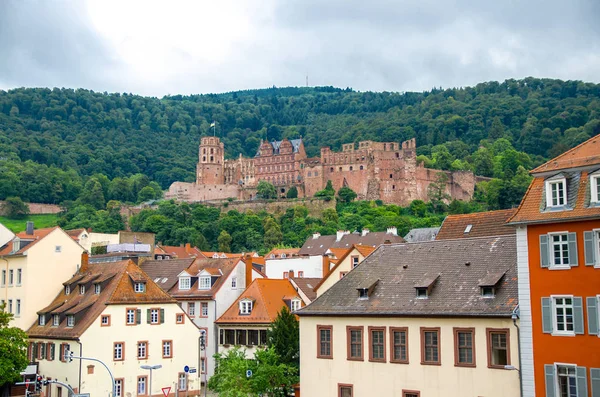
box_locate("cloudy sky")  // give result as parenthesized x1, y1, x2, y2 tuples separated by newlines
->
(1, 0, 599, 97)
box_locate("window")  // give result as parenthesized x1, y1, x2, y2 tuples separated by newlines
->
(464, 224, 473, 234)
(53, 314, 60, 326)
(65, 285, 70, 295)
(346, 326, 363, 361)
(546, 178, 566, 207)
(137, 376, 147, 395)
(358, 288, 369, 300)
(178, 373, 187, 391)
(454, 328, 475, 367)
(416, 288, 428, 299)
(317, 325, 333, 359)
(240, 300, 253, 314)
(591, 173, 600, 203)
(390, 327, 408, 363)
(114, 342, 124, 361)
(486, 328, 510, 368)
(150, 308, 159, 324)
(552, 233, 570, 267)
(17, 269, 22, 286)
(9, 269, 13, 286)
(236, 329, 247, 345)
(101, 315, 110, 326)
(481, 286, 495, 297)
(231, 277, 237, 288)
(338, 384, 353, 397)
(47, 342, 55, 361)
(369, 327, 386, 362)
(201, 302, 208, 317)
(162, 340, 172, 358)
(223, 329, 235, 345)
(283, 271, 289, 279)
(176, 313, 184, 324)
(38, 314, 45, 325)
(137, 341, 148, 359)
(15, 299, 20, 316)
(79, 285, 85, 295)
(199, 276, 211, 289)
(94, 284, 101, 294)
(291, 299, 301, 312)
(553, 296, 575, 334)
(55, 245, 62, 253)
(1, 270, 5, 286)
(402, 391, 420, 397)
(421, 328, 440, 365)
(248, 330, 259, 346)
(340, 272, 347, 279)
(134, 282, 146, 293)
(66, 315, 75, 327)
(351, 256, 359, 268)
(298, 271, 304, 277)
(556, 364, 578, 397)
(179, 277, 191, 290)
(188, 303, 196, 317)
(115, 379, 123, 397)
(126, 308, 137, 325)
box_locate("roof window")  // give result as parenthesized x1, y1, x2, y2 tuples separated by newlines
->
(478, 271, 505, 298)
(414, 274, 439, 299)
(590, 170, 600, 204)
(357, 280, 379, 300)
(545, 175, 567, 208)
(179, 276, 191, 290)
(464, 224, 473, 234)
(134, 282, 146, 293)
(199, 276, 211, 290)
(416, 287, 428, 299)
(239, 299, 253, 314)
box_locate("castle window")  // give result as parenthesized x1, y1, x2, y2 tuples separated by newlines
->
(308, 172, 312, 177)
(360, 165, 364, 170)
(202, 156, 206, 162)
(210, 148, 214, 154)
(390, 174, 393, 179)
(203, 148, 206, 154)
(339, 167, 342, 171)
(330, 167, 334, 172)
(350, 166, 353, 171)
(210, 156, 214, 162)
(396, 152, 400, 158)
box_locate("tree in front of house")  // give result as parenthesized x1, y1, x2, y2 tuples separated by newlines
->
(2, 197, 29, 219)
(268, 307, 300, 372)
(286, 186, 298, 199)
(0, 304, 28, 387)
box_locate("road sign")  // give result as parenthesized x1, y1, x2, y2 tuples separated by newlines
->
(162, 387, 171, 397)
(189, 369, 197, 374)
(246, 369, 252, 378)
(73, 394, 90, 397)
(184, 365, 190, 373)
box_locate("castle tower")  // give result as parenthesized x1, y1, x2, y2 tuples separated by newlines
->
(196, 136, 225, 185)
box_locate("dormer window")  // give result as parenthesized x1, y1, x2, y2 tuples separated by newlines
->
(79, 285, 85, 295)
(231, 277, 237, 289)
(416, 288, 428, 299)
(134, 282, 146, 293)
(179, 277, 191, 290)
(239, 300, 253, 314)
(546, 178, 566, 207)
(67, 315, 75, 327)
(281, 253, 286, 258)
(94, 284, 101, 294)
(414, 275, 438, 300)
(199, 276, 211, 290)
(65, 285, 70, 295)
(481, 286, 495, 298)
(52, 314, 60, 326)
(358, 288, 369, 300)
(591, 171, 600, 204)
(38, 314, 46, 326)
(478, 271, 505, 299)
(291, 299, 301, 311)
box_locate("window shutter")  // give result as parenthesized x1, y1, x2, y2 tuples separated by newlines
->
(160, 308, 165, 324)
(33, 343, 38, 359)
(542, 297, 553, 333)
(146, 309, 151, 324)
(568, 232, 578, 266)
(219, 329, 224, 345)
(540, 235, 550, 268)
(591, 368, 600, 397)
(50, 343, 55, 360)
(584, 231, 597, 266)
(588, 297, 599, 335)
(545, 365, 556, 397)
(577, 367, 588, 397)
(574, 297, 584, 335)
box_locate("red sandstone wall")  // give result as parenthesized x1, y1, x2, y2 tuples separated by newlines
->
(0, 201, 62, 215)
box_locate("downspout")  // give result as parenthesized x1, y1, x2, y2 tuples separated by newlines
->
(512, 306, 523, 397)
(77, 340, 83, 393)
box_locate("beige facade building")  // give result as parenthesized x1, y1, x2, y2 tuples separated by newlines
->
(315, 244, 375, 298)
(0, 224, 84, 330)
(297, 235, 520, 397)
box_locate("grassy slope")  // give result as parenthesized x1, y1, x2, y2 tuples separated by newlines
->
(0, 214, 60, 233)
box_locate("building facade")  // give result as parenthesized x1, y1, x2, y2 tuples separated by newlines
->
(166, 137, 482, 206)
(508, 135, 600, 397)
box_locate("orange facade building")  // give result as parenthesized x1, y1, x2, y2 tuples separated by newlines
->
(508, 135, 600, 397)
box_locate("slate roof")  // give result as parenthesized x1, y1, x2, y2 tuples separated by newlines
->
(290, 277, 321, 302)
(436, 209, 516, 240)
(216, 279, 302, 324)
(140, 258, 196, 291)
(403, 227, 440, 242)
(28, 260, 175, 339)
(530, 134, 600, 174)
(299, 232, 404, 256)
(297, 235, 517, 317)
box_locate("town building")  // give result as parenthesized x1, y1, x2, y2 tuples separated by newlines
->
(507, 135, 600, 397)
(289, 277, 320, 305)
(26, 256, 201, 397)
(299, 228, 404, 256)
(436, 208, 516, 240)
(215, 279, 303, 359)
(1, 224, 84, 329)
(297, 235, 520, 397)
(265, 248, 300, 259)
(403, 227, 440, 242)
(154, 243, 204, 260)
(165, 136, 483, 206)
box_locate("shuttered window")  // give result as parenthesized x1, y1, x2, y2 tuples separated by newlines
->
(545, 365, 588, 397)
(584, 231, 599, 267)
(540, 233, 578, 268)
(542, 296, 584, 335)
(587, 296, 599, 336)
(591, 368, 600, 397)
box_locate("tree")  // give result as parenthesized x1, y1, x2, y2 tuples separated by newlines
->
(268, 307, 300, 371)
(79, 178, 106, 210)
(2, 197, 29, 219)
(314, 180, 335, 200)
(218, 230, 232, 252)
(263, 217, 283, 249)
(488, 116, 505, 140)
(286, 186, 298, 199)
(208, 347, 254, 397)
(0, 305, 28, 387)
(427, 172, 451, 213)
(137, 186, 157, 202)
(257, 181, 277, 199)
(336, 186, 357, 203)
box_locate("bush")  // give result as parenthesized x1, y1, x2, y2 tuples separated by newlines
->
(2, 197, 30, 219)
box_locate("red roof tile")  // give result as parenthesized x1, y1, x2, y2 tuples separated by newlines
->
(0, 227, 60, 256)
(436, 209, 516, 240)
(530, 135, 600, 174)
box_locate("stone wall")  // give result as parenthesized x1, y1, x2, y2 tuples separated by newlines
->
(208, 198, 335, 218)
(0, 201, 62, 215)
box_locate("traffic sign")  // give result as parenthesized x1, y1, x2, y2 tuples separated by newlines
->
(184, 365, 189, 373)
(246, 369, 252, 378)
(189, 369, 197, 374)
(162, 387, 171, 397)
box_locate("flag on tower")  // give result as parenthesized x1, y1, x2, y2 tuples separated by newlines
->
(210, 121, 216, 127)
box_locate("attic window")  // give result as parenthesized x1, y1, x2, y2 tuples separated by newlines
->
(94, 284, 101, 294)
(478, 271, 505, 299)
(546, 177, 566, 207)
(291, 299, 301, 311)
(199, 276, 211, 290)
(481, 286, 495, 298)
(38, 315, 46, 326)
(134, 282, 146, 293)
(239, 300, 253, 314)
(52, 314, 60, 326)
(67, 315, 75, 327)
(416, 288, 428, 299)
(65, 285, 70, 295)
(358, 288, 369, 300)
(591, 171, 600, 204)
(79, 285, 85, 295)
(464, 224, 473, 234)
(281, 253, 287, 258)
(179, 277, 191, 290)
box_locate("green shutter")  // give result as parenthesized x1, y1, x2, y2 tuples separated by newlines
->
(574, 297, 584, 335)
(591, 368, 600, 397)
(32, 343, 38, 360)
(545, 365, 556, 397)
(568, 232, 578, 266)
(146, 309, 151, 324)
(50, 343, 55, 360)
(577, 367, 588, 397)
(160, 308, 165, 324)
(588, 297, 599, 335)
(540, 235, 550, 268)
(542, 297, 553, 333)
(584, 231, 597, 266)
(137, 309, 141, 324)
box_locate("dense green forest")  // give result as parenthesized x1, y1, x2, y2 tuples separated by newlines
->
(1, 78, 599, 207)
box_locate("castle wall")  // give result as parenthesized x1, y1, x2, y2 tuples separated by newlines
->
(165, 181, 240, 202)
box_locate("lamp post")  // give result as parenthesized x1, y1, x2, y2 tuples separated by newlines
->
(140, 364, 162, 396)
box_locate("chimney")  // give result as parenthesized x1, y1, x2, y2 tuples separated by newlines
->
(336, 230, 348, 242)
(26, 221, 34, 235)
(185, 243, 191, 253)
(312, 232, 321, 240)
(244, 254, 253, 287)
(386, 227, 398, 236)
(80, 251, 89, 273)
(289, 270, 294, 278)
(361, 228, 370, 237)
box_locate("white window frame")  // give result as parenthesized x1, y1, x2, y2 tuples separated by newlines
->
(199, 276, 211, 290)
(546, 178, 567, 207)
(150, 309, 159, 324)
(554, 363, 578, 397)
(179, 277, 191, 290)
(188, 303, 196, 317)
(79, 285, 85, 295)
(178, 373, 187, 391)
(201, 302, 208, 317)
(137, 342, 147, 359)
(231, 277, 237, 289)
(67, 315, 75, 327)
(53, 314, 60, 326)
(114, 343, 123, 360)
(38, 314, 45, 325)
(163, 341, 172, 357)
(549, 232, 571, 269)
(95, 284, 101, 294)
(115, 379, 123, 397)
(127, 309, 136, 325)
(240, 300, 253, 314)
(590, 171, 600, 204)
(595, 229, 600, 269)
(16, 269, 22, 286)
(15, 299, 20, 316)
(291, 299, 301, 312)
(352, 256, 359, 268)
(137, 376, 147, 395)
(8, 269, 13, 286)
(134, 282, 146, 293)
(551, 295, 575, 336)
(65, 285, 70, 295)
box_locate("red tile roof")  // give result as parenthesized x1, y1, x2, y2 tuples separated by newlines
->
(0, 227, 60, 256)
(530, 135, 600, 174)
(156, 244, 203, 259)
(436, 209, 516, 240)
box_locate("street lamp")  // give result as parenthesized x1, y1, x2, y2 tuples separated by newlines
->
(140, 364, 162, 396)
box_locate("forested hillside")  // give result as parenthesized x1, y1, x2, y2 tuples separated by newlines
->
(1, 78, 599, 206)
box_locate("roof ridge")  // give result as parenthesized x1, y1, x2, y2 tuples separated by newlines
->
(531, 134, 600, 173)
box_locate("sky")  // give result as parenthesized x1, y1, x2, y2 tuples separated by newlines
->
(1, 0, 599, 97)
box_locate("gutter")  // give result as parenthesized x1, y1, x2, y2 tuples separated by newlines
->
(507, 213, 600, 226)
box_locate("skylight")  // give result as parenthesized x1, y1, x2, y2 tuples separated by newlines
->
(464, 224, 473, 234)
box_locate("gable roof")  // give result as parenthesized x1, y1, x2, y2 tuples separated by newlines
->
(166, 257, 241, 299)
(530, 134, 600, 174)
(313, 244, 377, 293)
(215, 279, 302, 324)
(403, 227, 440, 242)
(155, 244, 203, 259)
(298, 235, 517, 318)
(0, 226, 65, 256)
(27, 260, 176, 339)
(140, 258, 196, 291)
(289, 277, 321, 302)
(266, 248, 300, 258)
(436, 209, 516, 240)
(299, 231, 404, 256)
